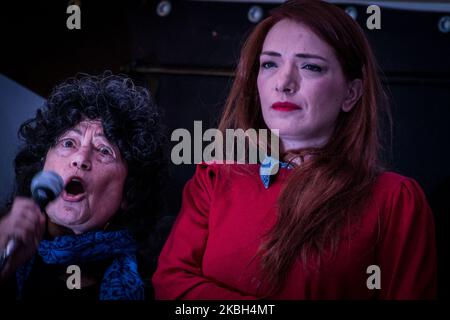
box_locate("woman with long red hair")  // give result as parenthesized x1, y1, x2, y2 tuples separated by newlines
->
(153, 0, 437, 299)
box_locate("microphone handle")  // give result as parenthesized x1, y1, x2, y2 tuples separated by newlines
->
(0, 239, 16, 271)
(34, 188, 50, 211)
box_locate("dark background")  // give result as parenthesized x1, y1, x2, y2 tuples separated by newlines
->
(0, 0, 449, 299)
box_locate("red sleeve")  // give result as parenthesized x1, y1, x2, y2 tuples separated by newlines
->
(378, 178, 437, 299)
(152, 164, 257, 300)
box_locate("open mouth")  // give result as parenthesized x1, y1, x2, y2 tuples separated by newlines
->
(65, 178, 85, 196)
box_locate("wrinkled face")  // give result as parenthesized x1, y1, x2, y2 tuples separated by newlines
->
(44, 119, 128, 234)
(257, 19, 358, 151)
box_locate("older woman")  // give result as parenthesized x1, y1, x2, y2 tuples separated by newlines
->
(153, 0, 437, 299)
(0, 72, 167, 299)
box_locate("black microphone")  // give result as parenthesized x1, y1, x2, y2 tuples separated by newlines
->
(30, 171, 64, 211)
(0, 171, 64, 269)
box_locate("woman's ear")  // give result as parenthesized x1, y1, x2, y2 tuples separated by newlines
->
(341, 79, 362, 112)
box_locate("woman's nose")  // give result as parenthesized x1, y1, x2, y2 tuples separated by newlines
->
(71, 148, 92, 171)
(275, 64, 299, 94)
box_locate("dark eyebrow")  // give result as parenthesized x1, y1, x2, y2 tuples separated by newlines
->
(94, 132, 106, 138)
(65, 129, 110, 143)
(65, 128, 82, 136)
(260, 51, 328, 62)
(94, 133, 117, 148)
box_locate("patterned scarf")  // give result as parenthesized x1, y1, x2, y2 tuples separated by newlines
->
(16, 229, 145, 300)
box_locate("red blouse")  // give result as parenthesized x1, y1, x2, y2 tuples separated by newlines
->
(152, 163, 437, 299)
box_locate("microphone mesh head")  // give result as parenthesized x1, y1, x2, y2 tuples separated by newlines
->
(30, 171, 64, 201)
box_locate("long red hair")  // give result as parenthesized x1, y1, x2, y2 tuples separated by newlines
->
(218, 0, 390, 295)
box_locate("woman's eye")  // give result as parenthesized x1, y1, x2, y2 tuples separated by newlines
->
(303, 64, 323, 72)
(99, 146, 113, 156)
(261, 61, 277, 69)
(61, 139, 75, 148)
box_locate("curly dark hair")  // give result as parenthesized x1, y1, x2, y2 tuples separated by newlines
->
(12, 71, 168, 242)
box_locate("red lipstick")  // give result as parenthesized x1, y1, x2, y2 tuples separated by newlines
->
(271, 101, 301, 112)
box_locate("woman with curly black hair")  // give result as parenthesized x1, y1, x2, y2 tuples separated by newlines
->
(0, 72, 168, 300)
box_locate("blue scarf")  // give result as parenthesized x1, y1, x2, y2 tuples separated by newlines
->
(16, 229, 145, 300)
